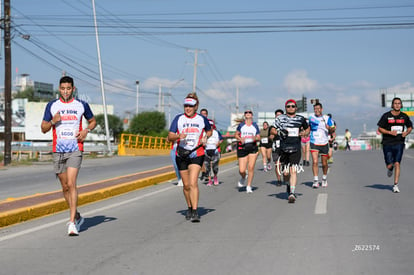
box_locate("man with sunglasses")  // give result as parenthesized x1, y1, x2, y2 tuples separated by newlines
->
(308, 102, 335, 188)
(272, 99, 309, 203)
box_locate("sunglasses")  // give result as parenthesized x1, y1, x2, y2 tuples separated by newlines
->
(286, 105, 296, 108)
(184, 104, 195, 108)
(244, 111, 253, 114)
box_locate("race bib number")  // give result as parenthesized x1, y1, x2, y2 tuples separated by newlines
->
(244, 137, 254, 143)
(185, 134, 197, 147)
(275, 140, 280, 147)
(313, 132, 321, 138)
(58, 128, 77, 140)
(287, 128, 299, 137)
(261, 138, 268, 143)
(391, 126, 403, 134)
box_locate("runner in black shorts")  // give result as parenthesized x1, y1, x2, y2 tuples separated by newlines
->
(273, 100, 309, 203)
(168, 93, 212, 222)
(259, 121, 273, 172)
(269, 109, 284, 185)
(235, 110, 260, 193)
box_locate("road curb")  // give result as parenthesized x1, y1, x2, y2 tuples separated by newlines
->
(0, 153, 238, 228)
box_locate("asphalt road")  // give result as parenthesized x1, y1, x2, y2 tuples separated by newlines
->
(0, 150, 413, 274)
(0, 155, 173, 200)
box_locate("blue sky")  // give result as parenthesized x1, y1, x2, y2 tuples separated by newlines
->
(2, 0, 414, 136)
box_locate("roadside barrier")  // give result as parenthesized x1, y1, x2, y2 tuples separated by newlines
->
(118, 134, 170, 156)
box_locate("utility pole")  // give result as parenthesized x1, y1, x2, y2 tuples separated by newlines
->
(187, 49, 204, 93)
(158, 84, 162, 112)
(236, 86, 240, 114)
(3, 0, 12, 166)
(135, 80, 139, 115)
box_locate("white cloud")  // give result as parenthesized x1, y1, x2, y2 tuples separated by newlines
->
(142, 77, 187, 90)
(350, 80, 374, 89)
(203, 88, 228, 100)
(213, 75, 260, 90)
(387, 81, 414, 94)
(283, 70, 318, 95)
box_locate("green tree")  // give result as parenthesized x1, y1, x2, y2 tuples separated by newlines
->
(129, 111, 166, 135)
(14, 87, 57, 102)
(94, 114, 124, 142)
(14, 87, 34, 100)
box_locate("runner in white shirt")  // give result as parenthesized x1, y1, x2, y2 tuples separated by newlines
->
(235, 110, 260, 193)
(308, 102, 335, 188)
(204, 120, 224, 186)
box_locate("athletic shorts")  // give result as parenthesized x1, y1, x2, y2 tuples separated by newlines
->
(272, 149, 282, 163)
(382, 143, 405, 165)
(237, 143, 258, 158)
(260, 142, 272, 149)
(176, 155, 205, 170)
(280, 150, 301, 166)
(310, 143, 329, 156)
(53, 151, 83, 174)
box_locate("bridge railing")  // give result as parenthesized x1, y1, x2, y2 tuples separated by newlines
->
(118, 133, 171, 156)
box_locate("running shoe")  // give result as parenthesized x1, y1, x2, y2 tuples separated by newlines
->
(185, 208, 192, 220)
(322, 179, 328, 188)
(67, 222, 79, 236)
(288, 193, 296, 203)
(207, 179, 213, 186)
(75, 212, 84, 232)
(263, 166, 268, 172)
(237, 177, 246, 188)
(276, 180, 282, 186)
(393, 184, 400, 193)
(312, 181, 320, 188)
(267, 163, 272, 171)
(213, 175, 219, 185)
(306, 161, 310, 167)
(177, 179, 183, 186)
(387, 166, 394, 177)
(246, 185, 253, 193)
(191, 210, 200, 223)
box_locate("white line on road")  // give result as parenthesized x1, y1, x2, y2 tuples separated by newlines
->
(314, 193, 328, 215)
(0, 186, 175, 243)
(0, 164, 239, 243)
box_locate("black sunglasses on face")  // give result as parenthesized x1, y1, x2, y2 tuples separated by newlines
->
(286, 105, 296, 108)
(244, 111, 253, 114)
(184, 104, 194, 108)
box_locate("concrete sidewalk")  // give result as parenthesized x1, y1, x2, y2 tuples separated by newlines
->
(0, 153, 237, 227)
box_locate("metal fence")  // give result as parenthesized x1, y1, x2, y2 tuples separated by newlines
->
(117, 134, 170, 156)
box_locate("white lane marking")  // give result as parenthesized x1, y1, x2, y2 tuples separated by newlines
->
(0, 164, 239, 243)
(0, 186, 175, 243)
(314, 193, 328, 215)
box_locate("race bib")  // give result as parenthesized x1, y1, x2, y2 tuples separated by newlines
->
(185, 134, 197, 147)
(313, 132, 321, 138)
(287, 128, 299, 137)
(391, 125, 403, 134)
(244, 137, 254, 143)
(261, 137, 268, 143)
(58, 128, 78, 140)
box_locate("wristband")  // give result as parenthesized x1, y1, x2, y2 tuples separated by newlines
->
(50, 120, 55, 126)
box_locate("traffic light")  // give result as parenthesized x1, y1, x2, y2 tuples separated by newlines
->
(302, 96, 307, 111)
(381, 93, 385, 107)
